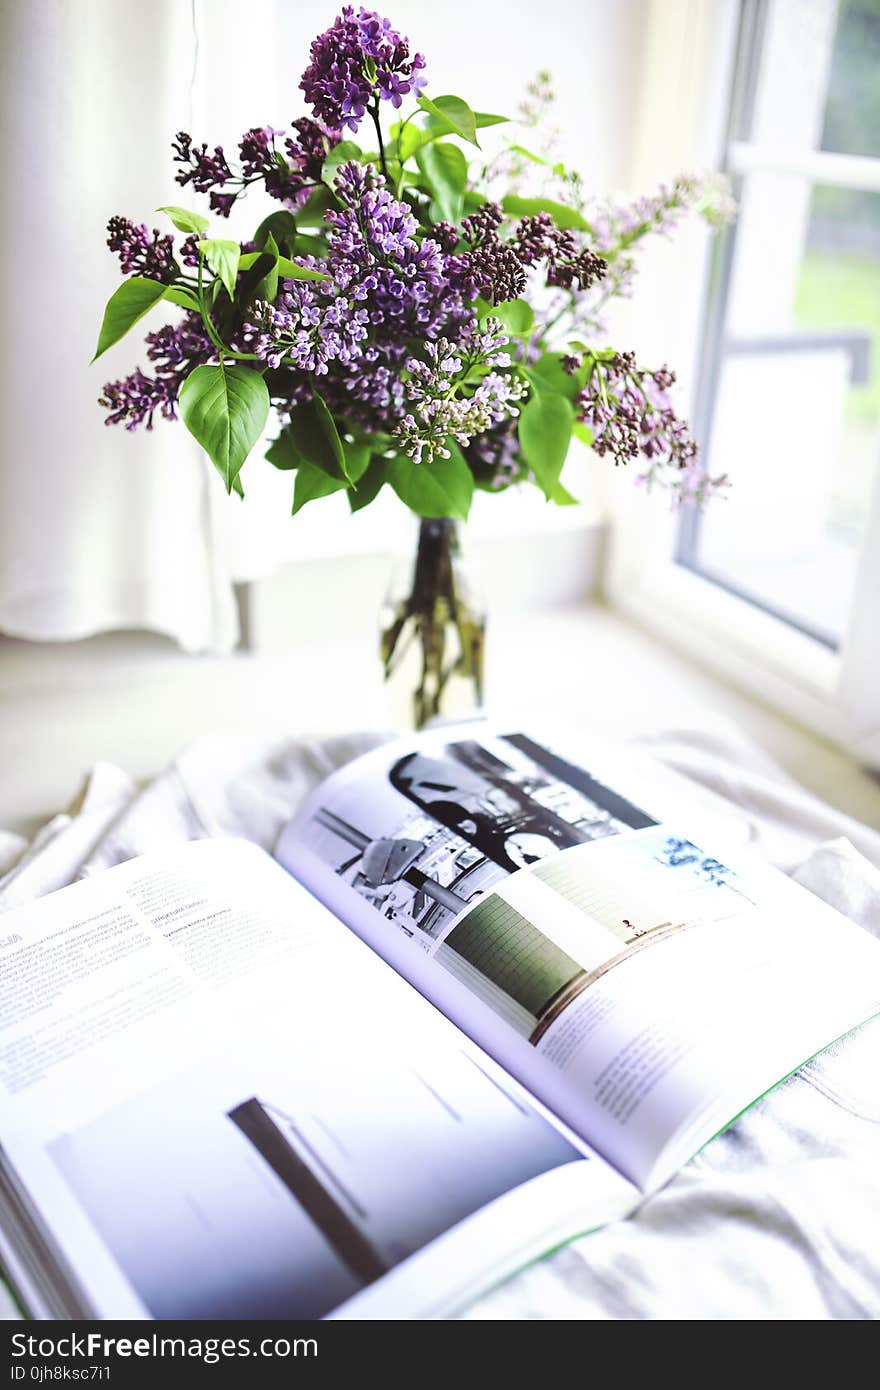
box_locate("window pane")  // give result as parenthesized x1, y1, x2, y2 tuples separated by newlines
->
(693, 179, 879, 643)
(820, 0, 880, 157)
(681, 0, 880, 646)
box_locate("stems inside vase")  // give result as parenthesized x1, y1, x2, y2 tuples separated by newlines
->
(381, 518, 485, 729)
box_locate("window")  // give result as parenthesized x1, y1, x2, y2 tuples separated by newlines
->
(680, 0, 880, 646)
(610, 0, 880, 761)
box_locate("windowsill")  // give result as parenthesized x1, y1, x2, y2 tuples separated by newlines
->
(1, 600, 878, 839)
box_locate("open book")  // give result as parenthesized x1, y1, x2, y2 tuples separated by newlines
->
(2, 723, 879, 1320)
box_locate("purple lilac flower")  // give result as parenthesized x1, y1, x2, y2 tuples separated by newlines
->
(515, 213, 606, 290)
(394, 322, 525, 465)
(99, 314, 213, 431)
(106, 217, 177, 283)
(300, 6, 426, 133)
(239, 118, 339, 209)
(576, 352, 727, 505)
(172, 132, 235, 216)
(248, 162, 468, 430)
(464, 419, 525, 489)
(589, 174, 734, 255)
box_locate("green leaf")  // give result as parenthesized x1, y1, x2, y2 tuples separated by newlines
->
(253, 210, 299, 255)
(493, 299, 534, 336)
(501, 194, 592, 233)
(275, 256, 330, 283)
(572, 420, 594, 447)
(164, 285, 201, 311)
(398, 109, 506, 162)
(321, 139, 362, 185)
(178, 362, 269, 493)
(416, 141, 467, 224)
(292, 463, 347, 515)
(388, 444, 474, 520)
(265, 430, 303, 470)
(506, 144, 568, 177)
(311, 390, 350, 481)
(157, 205, 209, 235)
(344, 440, 372, 484)
(517, 390, 573, 499)
(92, 276, 169, 361)
(282, 399, 347, 480)
(417, 93, 480, 147)
(348, 456, 387, 512)
(295, 187, 335, 227)
(549, 479, 579, 505)
(198, 239, 240, 301)
(254, 233, 280, 303)
(234, 249, 278, 310)
(526, 354, 583, 400)
(396, 119, 430, 162)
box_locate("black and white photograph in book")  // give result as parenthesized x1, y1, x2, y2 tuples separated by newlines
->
(49, 1033, 582, 1320)
(296, 731, 658, 946)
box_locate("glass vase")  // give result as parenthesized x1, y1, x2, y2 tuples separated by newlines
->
(380, 518, 486, 730)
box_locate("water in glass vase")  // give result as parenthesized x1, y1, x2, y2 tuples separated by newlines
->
(380, 518, 486, 730)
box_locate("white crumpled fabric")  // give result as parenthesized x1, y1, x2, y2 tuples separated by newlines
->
(2, 720, 879, 1320)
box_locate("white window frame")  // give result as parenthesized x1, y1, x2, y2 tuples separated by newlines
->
(605, 0, 880, 765)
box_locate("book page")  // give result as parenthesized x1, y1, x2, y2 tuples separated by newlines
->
(0, 838, 634, 1319)
(277, 725, 880, 1189)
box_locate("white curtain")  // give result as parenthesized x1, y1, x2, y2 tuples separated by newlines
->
(0, 0, 642, 652)
(0, 0, 246, 651)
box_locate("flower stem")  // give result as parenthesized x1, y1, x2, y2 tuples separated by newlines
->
(370, 100, 390, 181)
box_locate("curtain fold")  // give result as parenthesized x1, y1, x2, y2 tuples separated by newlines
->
(0, 0, 240, 652)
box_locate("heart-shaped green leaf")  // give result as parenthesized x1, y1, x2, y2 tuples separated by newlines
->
(92, 277, 170, 361)
(179, 362, 269, 493)
(157, 205, 209, 235)
(321, 139, 362, 185)
(493, 299, 534, 335)
(389, 445, 474, 520)
(517, 389, 573, 499)
(418, 94, 480, 147)
(198, 239, 240, 301)
(275, 257, 330, 283)
(416, 141, 468, 224)
(253, 210, 299, 255)
(348, 457, 387, 511)
(311, 390, 350, 481)
(265, 429, 303, 470)
(164, 285, 201, 311)
(292, 462, 348, 514)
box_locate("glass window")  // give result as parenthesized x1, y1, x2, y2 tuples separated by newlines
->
(678, 0, 880, 647)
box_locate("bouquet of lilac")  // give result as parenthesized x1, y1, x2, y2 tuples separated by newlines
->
(95, 6, 731, 515)
(94, 8, 731, 722)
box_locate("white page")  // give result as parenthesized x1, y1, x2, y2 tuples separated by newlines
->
(277, 725, 880, 1189)
(0, 838, 634, 1319)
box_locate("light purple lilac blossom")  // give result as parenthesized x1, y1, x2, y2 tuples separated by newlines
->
(247, 161, 471, 430)
(394, 323, 526, 465)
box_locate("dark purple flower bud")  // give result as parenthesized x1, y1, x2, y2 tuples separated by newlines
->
(173, 130, 233, 200)
(106, 216, 176, 283)
(100, 313, 214, 431)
